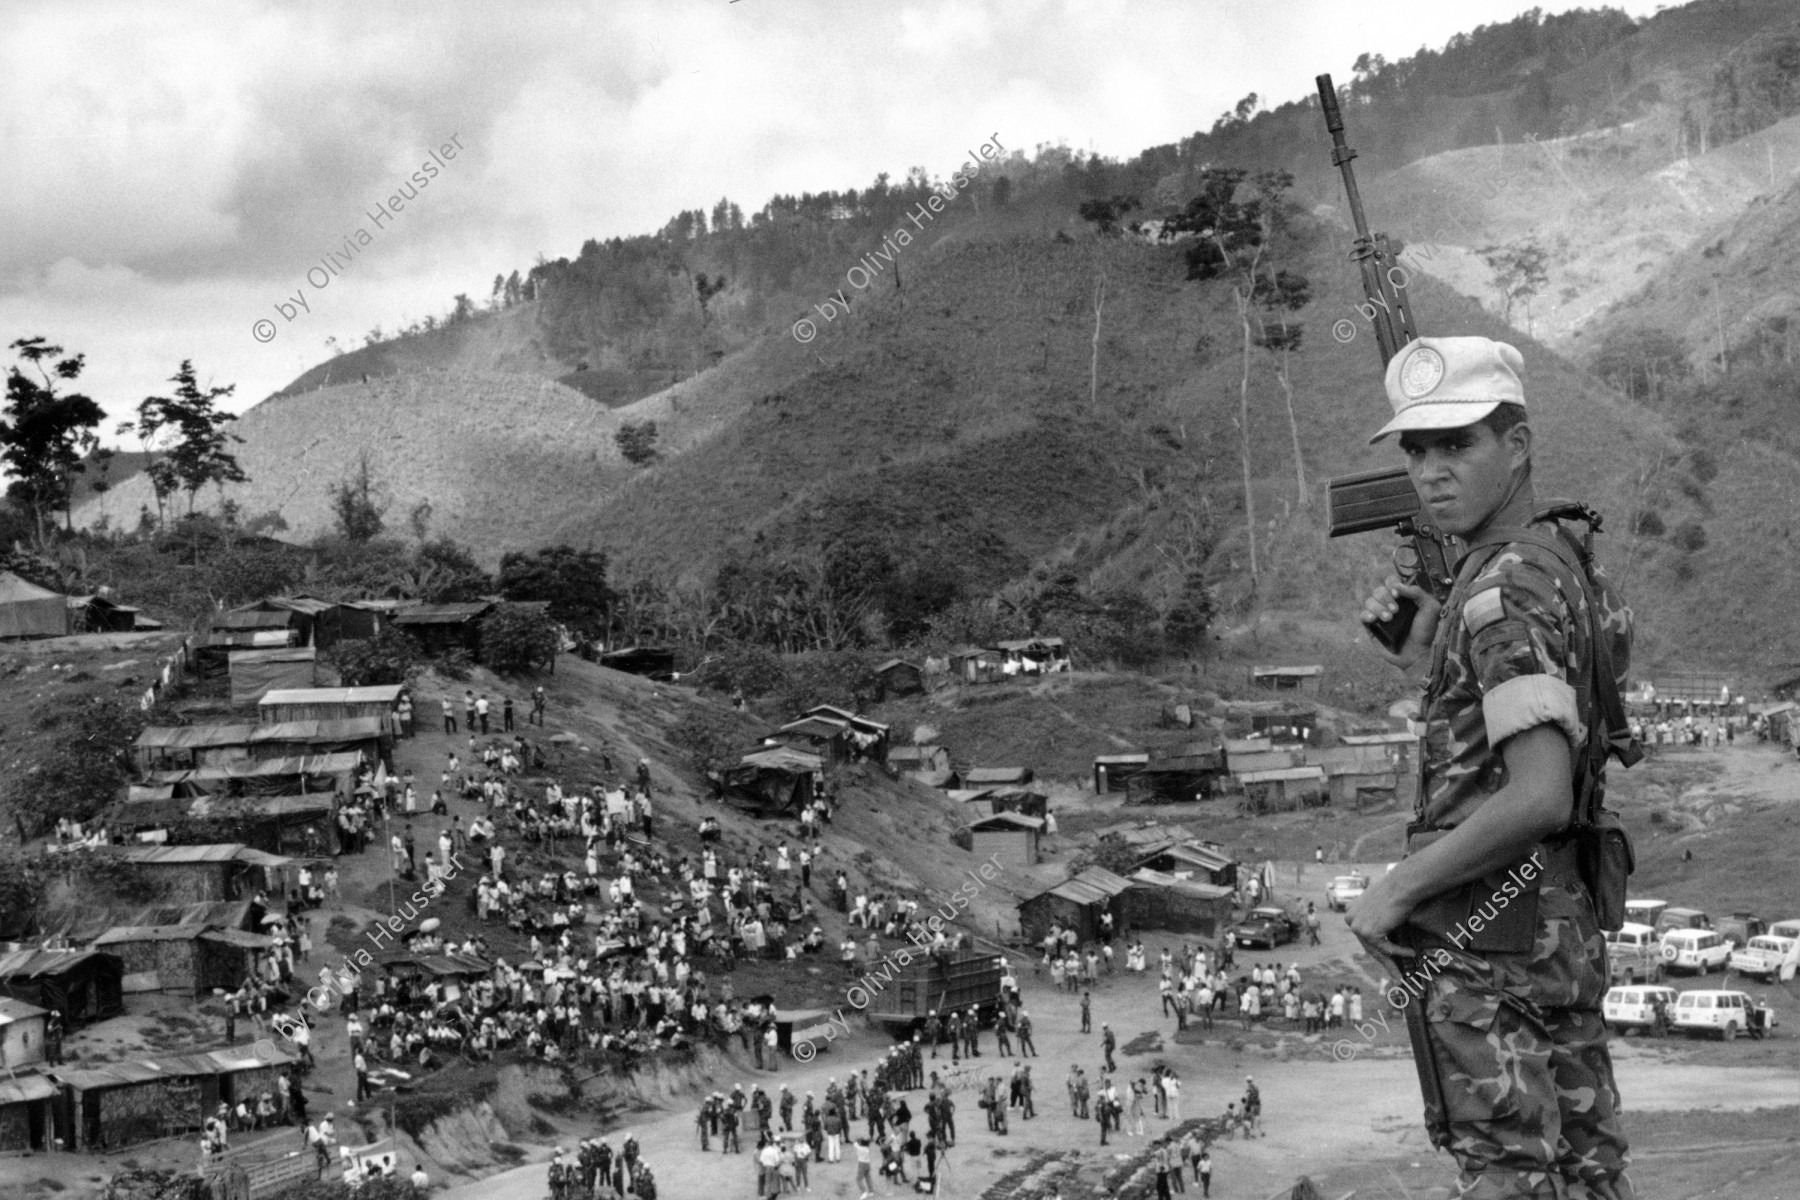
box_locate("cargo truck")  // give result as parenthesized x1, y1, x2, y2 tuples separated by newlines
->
(859, 947, 1005, 1035)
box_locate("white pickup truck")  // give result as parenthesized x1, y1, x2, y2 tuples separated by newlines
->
(1728, 934, 1797, 982)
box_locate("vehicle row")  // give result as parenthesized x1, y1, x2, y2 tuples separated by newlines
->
(1603, 985, 1778, 1040)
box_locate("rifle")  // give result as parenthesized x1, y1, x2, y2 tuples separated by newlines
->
(1315, 72, 1456, 653)
(1318, 72, 1454, 1151)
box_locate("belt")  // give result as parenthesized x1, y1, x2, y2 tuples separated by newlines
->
(1404, 830, 1584, 890)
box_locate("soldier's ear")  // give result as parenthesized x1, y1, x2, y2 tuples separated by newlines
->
(1505, 420, 1532, 472)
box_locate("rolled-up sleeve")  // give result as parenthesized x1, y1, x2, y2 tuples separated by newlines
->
(1464, 557, 1584, 751)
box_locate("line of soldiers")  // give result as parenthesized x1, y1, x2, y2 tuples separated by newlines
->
(546, 1134, 655, 1200)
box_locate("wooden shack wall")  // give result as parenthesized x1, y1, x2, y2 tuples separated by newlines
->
(970, 829, 1037, 868)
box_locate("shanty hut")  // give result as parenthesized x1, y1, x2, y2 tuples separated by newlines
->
(765, 716, 854, 763)
(1129, 840, 1239, 888)
(134, 724, 262, 773)
(1093, 754, 1150, 794)
(248, 715, 387, 766)
(966, 812, 1043, 867)
(108, 844, 292, 904)
(723, 747, 821, 817)
(91, 923, 272, 996)
(259, 685, 404, 732)
(390, 601, 493, 658)
(873, 659, 926, 699)
(41, 900, 261, 947)
(0, 997, 48, 1070)
(229, 646, 326, 704)
(140, 752, 364, 803)
(995, 637, 1072, 675)
(0, 1072, 58, 1151)
(0, 949, 124, 1027)
(802, 706, 890, 762)
(1239, 765, 1326, 811)
(1018, 867, 1133, 945)
(52, 1059, 211, 1151)
(234, 595, 381, 652)
(1250, 708, 1317, 743)
(1318, 732, 1416, 806)
(1126, 746, 1226, 804)
(209, 608, 297, 649)
(985, 786, 1049, 819)
(0, 571, 71, 639)
(67, 594, 142, 633)
(206, 1044, 295, 1119)
(1123, 870, 1236, 935)
(888, 745, 951, 776)
(1249, 664, 1324, 695)
(948, 646, 1004, 685)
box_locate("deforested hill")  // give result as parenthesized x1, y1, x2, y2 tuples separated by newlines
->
(69, 0, 1800, 674)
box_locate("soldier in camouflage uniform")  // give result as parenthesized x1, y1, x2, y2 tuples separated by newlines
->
(1352, 336, 1634, 1200)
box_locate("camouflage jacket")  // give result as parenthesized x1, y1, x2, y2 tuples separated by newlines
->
(1416, 520, 1632, 832)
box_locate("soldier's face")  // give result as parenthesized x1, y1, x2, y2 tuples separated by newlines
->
(1397, 420, 1525, 537)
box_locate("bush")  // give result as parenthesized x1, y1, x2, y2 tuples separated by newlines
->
(615, 421, 659, 465)
(1633, 509, 1666, 537)
(3, 695, 146, 836)
(1672, 521, 1708, 553)
(480, 603, 560, 675)
(670, 706, 763, 779)
(700, 644, 788, 699)
(327, 629, 420, 686)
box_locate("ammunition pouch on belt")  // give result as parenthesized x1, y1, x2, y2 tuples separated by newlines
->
(1577, 809, 1634, 932)
(1401, 829, 1584, 955)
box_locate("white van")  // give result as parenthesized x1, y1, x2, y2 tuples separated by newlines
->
(1671, 990, 1774, 1040)
(1660, 928, 1730, 975)
(1602, 985, 1678, 1033)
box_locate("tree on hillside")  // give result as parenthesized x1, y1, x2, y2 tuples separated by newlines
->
(1, 337, 105, 541)
(1076, 195, 1141, 237)
(497, 545, 614, 637)
(1593, 326, 1689, 401)
(328, 453, 389, 543)
(1163, 568, 1218, 655)
(1163, 167, 1270, 581)
(133, 359, 248, 519)
(480, 603, 560, 675)
(1478, 239, 1549, 334)
(615, 421, 659, 465)
(694, 273, 728, 325)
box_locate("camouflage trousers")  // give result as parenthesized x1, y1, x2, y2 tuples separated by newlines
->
(1416, 880, 1634, 1200)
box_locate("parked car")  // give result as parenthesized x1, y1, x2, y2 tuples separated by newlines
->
(1654, 907, 1714, 937)
(1625, 898, 1668, 928)
(1603, 984, 1679, 1034)
(1728, 935, 1798, 982)
(1324, 874, 1369, 912)
(1605, 923, 1663, 985)
(1660, 928, 1732, 975)
(1769, 918, 1800, 941)
(1715, 911, 1768, 949)
(1671, 989, 1776, 1040)
(1234, 906, 1298, 949)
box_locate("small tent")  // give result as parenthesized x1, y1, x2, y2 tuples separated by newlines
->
(0, 572, 70, 639)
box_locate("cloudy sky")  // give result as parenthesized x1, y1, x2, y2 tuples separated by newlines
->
(1, 0, 1668, 431)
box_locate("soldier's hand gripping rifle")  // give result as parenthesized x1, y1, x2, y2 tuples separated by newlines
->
(1316, 73, 1457, 654)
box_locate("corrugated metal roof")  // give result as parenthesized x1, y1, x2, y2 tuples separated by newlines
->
(964, 767, 1031, 784)
(0, 949, 116, 979)
(391, 603, 491, 624)
(252, 717, 385, 742)
(142, 751, 364, 783)
(112, 844, 248, 865)
(212, 610, 293, 630)
(207, 1045, 295, 1071)
(1142, 843, 1237, 874)
(199, 929, 276, 950)
(1030, 866, 1134, 906)
(735, 746, 824, 773)
(259, 686, 404, 706)
(995, 638, 1066, 651)
(1094, 754, 1151, 766)
(229, 646, 318, 664)
(944, 788, 995, 804)
(1251, 664, 1324, 676)
(51, 1061, 169, 1090)
(185, 794, 335, 819)
(0, 1074, 58, 1104)
(1339, 732, 1417, 745)
(969, 812, 1045, 832)
(802, 705, 889, 733)
(135, 724, 259, 751)
(94, 923, 211, 946)
(261, 596, 336, 615)
(775, 717, 850, 740)
(0, 997, 48, 1022)
(1129, 868, 1236, 899)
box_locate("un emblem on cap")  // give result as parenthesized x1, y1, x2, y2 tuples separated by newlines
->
(1398, 346, 1445, 399)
